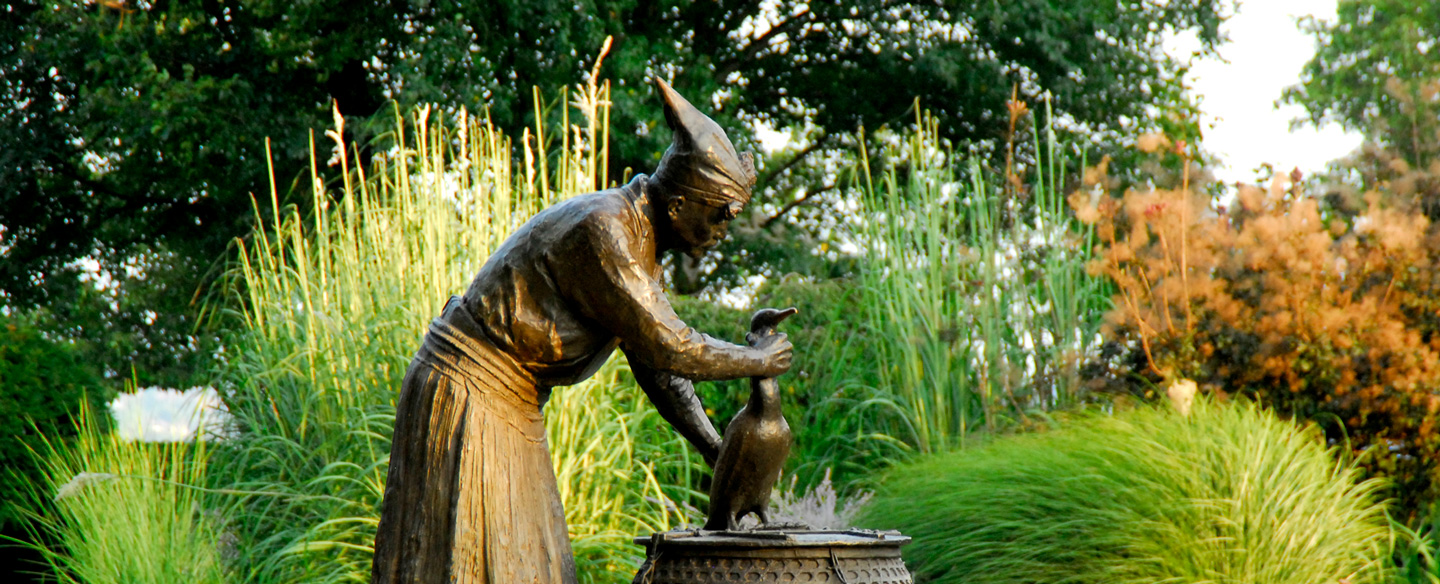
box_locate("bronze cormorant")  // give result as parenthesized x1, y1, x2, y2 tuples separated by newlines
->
(704, 307, 798, 531)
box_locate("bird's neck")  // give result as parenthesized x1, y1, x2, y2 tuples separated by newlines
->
(747, 378, 782, 417)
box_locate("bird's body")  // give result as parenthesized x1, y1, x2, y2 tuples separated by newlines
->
(704, 308, 797, 532)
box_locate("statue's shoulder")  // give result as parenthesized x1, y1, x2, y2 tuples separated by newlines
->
(553, 177, 649, 237)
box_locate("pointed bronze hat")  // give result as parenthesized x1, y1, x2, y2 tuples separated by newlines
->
(652, 78, 757, 205)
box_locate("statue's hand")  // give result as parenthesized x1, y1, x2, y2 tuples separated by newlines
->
(753, 332, 793, 378)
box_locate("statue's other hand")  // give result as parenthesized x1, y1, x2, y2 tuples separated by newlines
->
(753, 332, 793, 378)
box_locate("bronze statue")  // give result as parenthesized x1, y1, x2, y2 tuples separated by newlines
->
(704, 307, 797, 531)
(369, 79, 793, 584)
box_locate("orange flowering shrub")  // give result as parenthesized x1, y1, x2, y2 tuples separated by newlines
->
(1073, 141, 1440, 513)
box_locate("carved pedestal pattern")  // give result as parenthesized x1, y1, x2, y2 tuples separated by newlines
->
(632, 529, 911, 584)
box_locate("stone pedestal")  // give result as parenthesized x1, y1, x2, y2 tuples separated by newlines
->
(631, 529, 911, 584)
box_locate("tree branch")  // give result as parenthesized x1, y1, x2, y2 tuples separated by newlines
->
(715, 8, 814, 80)
(54, 157, 128, 203)
(756, 131, 830, 188)
(762, 182, 837, 229)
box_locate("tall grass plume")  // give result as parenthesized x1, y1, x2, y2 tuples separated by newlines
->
(8, 401, 223, 584)
(216, 72, 693, 583)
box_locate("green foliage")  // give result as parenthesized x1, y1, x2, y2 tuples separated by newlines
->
(661, 0, 1231, 291)
(1, 0, 393, 305)
(848, 107, 1108, 456)
(22, 248, 224, 391)
(12, 0, 405, 307)
(861, 399, 1392, 584)
(0, 0, 1232, 309)
(0, 312, 109, 529)
(1284, 0, 1440, 166)
(679, 104, 1110, 494)
(1392, 504, 1440, 584)
(0, 0, 1232, 399)
(8, 402, 223, 584)
(2, 0, 366, 389)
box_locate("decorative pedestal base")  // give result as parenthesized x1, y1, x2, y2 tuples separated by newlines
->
(631, 529, 911, 584)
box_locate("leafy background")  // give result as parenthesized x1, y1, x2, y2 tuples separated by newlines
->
(6, 0, 1440, 583)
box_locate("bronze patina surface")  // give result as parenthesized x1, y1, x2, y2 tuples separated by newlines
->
(369, 79, 793, 584)
(644, 310, 916, 584)
(705, 307, 798, 531)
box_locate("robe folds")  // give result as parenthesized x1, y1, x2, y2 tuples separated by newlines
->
(370, 298, 575, 584)
(371, 176, 759, 584)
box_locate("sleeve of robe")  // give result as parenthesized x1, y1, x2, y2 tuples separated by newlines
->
(628, 357, 723, 466)
(550, 209, 763, 382)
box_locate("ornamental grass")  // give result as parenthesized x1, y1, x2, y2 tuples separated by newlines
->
(861, 398, 1392, 584)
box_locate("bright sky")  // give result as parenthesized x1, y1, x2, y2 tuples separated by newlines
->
(1174, 0, 1363, 185)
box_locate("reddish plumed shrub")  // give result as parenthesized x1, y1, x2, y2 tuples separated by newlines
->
(1073, 135, 1440, 514)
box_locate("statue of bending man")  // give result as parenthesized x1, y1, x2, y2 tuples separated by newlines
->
(369, 79, 792, 584)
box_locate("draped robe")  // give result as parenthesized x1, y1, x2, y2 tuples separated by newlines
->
(370, 175, 759, 584)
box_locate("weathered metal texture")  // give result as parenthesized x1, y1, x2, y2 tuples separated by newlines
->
(652, 79, 758, 207)
(369, 78, 793, 584)
(705, 308, 798, 531)
(632, 530, 912, 584)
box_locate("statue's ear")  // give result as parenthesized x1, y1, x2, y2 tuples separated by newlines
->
(666, 194, 685, 219)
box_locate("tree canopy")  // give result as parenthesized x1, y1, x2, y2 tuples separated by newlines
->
(1284, 0, 1440, 167)
(0, 311, 110, 528)
(2, 0, 396, 309)
(2, 0, 1231, 382)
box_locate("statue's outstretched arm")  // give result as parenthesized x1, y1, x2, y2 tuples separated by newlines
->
(627, 354, 722, 468)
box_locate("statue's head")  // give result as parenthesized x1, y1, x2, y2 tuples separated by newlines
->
(651, 78, 757, 259)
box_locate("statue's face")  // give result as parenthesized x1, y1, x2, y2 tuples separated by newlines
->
(668, 197, 744, 259)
